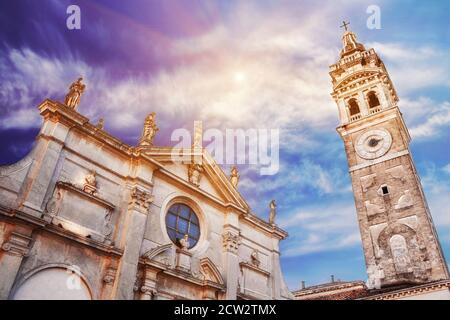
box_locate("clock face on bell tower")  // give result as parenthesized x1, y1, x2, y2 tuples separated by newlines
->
(330, 26, 449, 289)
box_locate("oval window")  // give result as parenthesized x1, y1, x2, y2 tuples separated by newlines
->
(165, 203, 200, 249)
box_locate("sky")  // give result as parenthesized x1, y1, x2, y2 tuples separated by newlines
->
(1, 0, 450, 290)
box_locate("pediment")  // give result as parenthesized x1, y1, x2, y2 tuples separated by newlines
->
(141, 147, 249, 211)
(334, 69, 381, 91)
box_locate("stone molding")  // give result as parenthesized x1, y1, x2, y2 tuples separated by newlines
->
(364, 279, 450, 300)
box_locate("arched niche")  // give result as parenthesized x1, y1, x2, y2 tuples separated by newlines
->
(12, 266, 92, 300)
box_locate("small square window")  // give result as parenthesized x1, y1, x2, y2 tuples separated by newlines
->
(382, 186, 389, 195)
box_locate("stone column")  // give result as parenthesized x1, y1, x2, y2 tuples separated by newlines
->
(140, 265, 160, 300)
(222, 229, 240, 300)
(338, 99, 349, 124)
(0, 231, 33, 299)
(376, 83, 389, 109)
(112, 186, 153, 300)
(358, 91, 369, 116)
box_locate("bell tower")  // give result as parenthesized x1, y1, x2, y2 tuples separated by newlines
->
(330, 25, 449, 289)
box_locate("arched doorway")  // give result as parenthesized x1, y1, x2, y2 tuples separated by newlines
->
(12, 267, 92, 300)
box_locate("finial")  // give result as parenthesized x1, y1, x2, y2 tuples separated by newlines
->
(64, 77, 86, 110)
(340, 20, 350, 32)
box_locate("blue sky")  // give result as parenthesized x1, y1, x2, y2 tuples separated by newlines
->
(1, 0, 450, 290)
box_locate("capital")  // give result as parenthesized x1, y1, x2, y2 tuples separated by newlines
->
(128, 186, 154, 213)
(1, 232, 32, 257)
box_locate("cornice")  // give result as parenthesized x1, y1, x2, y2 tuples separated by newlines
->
(362, 279, 450, 300)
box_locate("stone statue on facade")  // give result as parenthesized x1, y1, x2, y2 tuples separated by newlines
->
(64, 77, 86, 110)
(139, 112, 159, 146)
(96, 118, 104, 130)
(269, 200, 277, 225)
(179, 234, 190, 250)
(188, 163, 203, 187)
(83, 170, 97, 195)
(230, 166, 239, 188)
(251, 250, 260, 267)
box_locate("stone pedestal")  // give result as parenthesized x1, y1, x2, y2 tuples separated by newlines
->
(176, 249, 192, 272)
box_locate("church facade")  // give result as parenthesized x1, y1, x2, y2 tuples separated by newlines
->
(0, 87, 293, 300)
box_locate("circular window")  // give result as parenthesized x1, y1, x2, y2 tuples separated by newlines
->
(165, 203, 200, 249)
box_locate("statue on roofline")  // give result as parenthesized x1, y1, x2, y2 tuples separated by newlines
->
(64, 77, 86, 110)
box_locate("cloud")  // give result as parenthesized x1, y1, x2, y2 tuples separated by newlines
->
(408, 102, 450, 139)
(279, 201, 360, 257)
(0, 108, 41, 129)
(420, 163, 450, 227)
(368, 42, 450, 93)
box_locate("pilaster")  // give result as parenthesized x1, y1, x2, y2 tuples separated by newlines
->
(0, 230, 33, 299)
(112, 186, 153, 300)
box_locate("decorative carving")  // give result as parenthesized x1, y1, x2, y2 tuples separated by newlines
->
(83, 170, 97, 195)
(129, 187, 153, 213)
(390, 235, 411, 273)
(102, 210, 113, 241)
(139, 112, 159, 147)
(230, 166, 239, 188)
(387, 165, 406, 183)
(1, 232, 32, 257)
(360, 174, 376, 192)
(365, 200, 385, 217)
(140, 285, 156, 297)
(188, 163, 203, 187)
(269, 200, 277, 225)
(394, 190, 414, 210)
(103, 267, 117, 284)
(64, 77, 86, 109)
(250, 250, 261, 267)
(222, 231, 240, 254)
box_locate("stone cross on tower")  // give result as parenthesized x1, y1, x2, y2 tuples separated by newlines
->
(340, 20, 350, 31)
